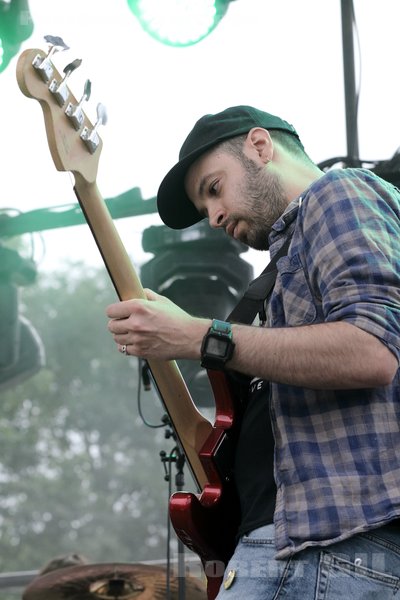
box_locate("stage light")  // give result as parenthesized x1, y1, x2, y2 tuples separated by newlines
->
(0, 245, 45, 391)
(0, 313, 45, 391)
(140, 221, 253, 407)
(0, 0, 33, 73)
(0, 281, 19, 369)
(126, 0, 234, 47)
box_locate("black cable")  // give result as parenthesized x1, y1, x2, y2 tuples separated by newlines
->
(317, 156, 384, 171)
(136, 357, 166, 429)
(165, 449, 174, 600)
(135, 362, 181, 597)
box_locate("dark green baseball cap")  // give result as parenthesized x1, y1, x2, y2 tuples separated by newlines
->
(157, 105, 302, 229)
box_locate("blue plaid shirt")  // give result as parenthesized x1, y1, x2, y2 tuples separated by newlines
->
(267, 168, 400, 558)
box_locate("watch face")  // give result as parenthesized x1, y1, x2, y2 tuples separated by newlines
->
(205, 335, 229, 358)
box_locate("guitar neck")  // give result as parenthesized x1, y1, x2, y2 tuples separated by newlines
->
(15, 44, 212, 492)
(73, 175, 212, 490)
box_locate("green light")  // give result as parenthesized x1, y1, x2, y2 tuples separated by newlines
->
(127, 0, 231, 47)
(0, 0, 34, 74)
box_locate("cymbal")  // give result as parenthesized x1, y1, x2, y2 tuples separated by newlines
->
(23, 562, 207, 600)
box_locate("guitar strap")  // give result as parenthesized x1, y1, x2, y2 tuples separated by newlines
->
(227, 236, 292, 325)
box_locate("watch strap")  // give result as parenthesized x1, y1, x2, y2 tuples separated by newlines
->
(210, 319, 233, 336)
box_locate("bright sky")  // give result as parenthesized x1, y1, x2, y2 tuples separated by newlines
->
(2, 0, 400, 276)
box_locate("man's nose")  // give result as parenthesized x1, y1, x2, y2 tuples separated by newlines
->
(208, 206, 226, 229)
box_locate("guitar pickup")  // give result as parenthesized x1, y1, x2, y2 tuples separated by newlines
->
(212, 431, 236, 484)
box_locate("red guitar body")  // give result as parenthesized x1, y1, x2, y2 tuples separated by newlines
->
(170, 370, 245, 599)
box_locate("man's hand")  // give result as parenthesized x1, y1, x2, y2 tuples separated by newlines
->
(106, 291, 397, 389)
(106, 288, 210, 361)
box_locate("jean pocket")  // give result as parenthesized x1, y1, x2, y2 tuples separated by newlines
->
(316, 551, 400, 599)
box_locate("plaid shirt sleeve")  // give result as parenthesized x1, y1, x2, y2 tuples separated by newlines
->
(269, 168, 400, 559)
(299, 168, 400, 362)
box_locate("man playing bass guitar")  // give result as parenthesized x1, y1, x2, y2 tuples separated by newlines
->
(107, 105, 400, 599)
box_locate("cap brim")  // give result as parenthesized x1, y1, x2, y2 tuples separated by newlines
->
(157, 147, 211, 230)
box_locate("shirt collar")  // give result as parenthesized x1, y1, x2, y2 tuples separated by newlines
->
(268, 195, 302, 251)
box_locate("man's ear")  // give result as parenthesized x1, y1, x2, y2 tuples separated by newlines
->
(244, 127, 273, 164)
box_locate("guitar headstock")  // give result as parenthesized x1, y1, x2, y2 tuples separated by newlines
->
(16, 37, 106, 185)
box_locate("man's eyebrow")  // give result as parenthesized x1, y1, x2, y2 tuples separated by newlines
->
(198, 175, 208, 198)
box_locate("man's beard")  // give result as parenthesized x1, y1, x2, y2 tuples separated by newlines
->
(237, 159, 289, 250)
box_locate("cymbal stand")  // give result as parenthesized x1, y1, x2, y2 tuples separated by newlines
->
(160, 421, 186, 600)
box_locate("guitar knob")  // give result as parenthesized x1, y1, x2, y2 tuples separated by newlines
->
(65, 79, 92, 131)
(32, 34, 69, 83)
(49, 58, 82, 107)
(80, 102, 108, 154)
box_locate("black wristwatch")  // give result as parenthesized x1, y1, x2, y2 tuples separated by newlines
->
(200, 319, 235, 371)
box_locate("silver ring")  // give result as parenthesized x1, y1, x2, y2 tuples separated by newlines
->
(121, 345, 127, 355)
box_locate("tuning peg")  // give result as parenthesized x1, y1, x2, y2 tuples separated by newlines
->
(65, 79, 91, 131)
(80, 103, 108, 154)
(49, 58, 82, 106)
(43, 35, 69, 50)
(32, 35, 69, 82)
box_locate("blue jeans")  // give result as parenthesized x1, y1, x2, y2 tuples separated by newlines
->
(215, 523, 400, 599)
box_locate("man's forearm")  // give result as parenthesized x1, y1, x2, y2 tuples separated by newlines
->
(227, 321, 397, 389)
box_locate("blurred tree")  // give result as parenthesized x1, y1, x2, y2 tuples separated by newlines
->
(0, 261, 189, 574)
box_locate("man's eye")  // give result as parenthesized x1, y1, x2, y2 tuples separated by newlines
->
(209, 181, 219, 195)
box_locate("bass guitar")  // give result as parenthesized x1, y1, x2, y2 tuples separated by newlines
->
(16, 38, 242, 599)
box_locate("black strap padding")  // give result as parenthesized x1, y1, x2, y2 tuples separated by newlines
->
(227, 237, 291, 325)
